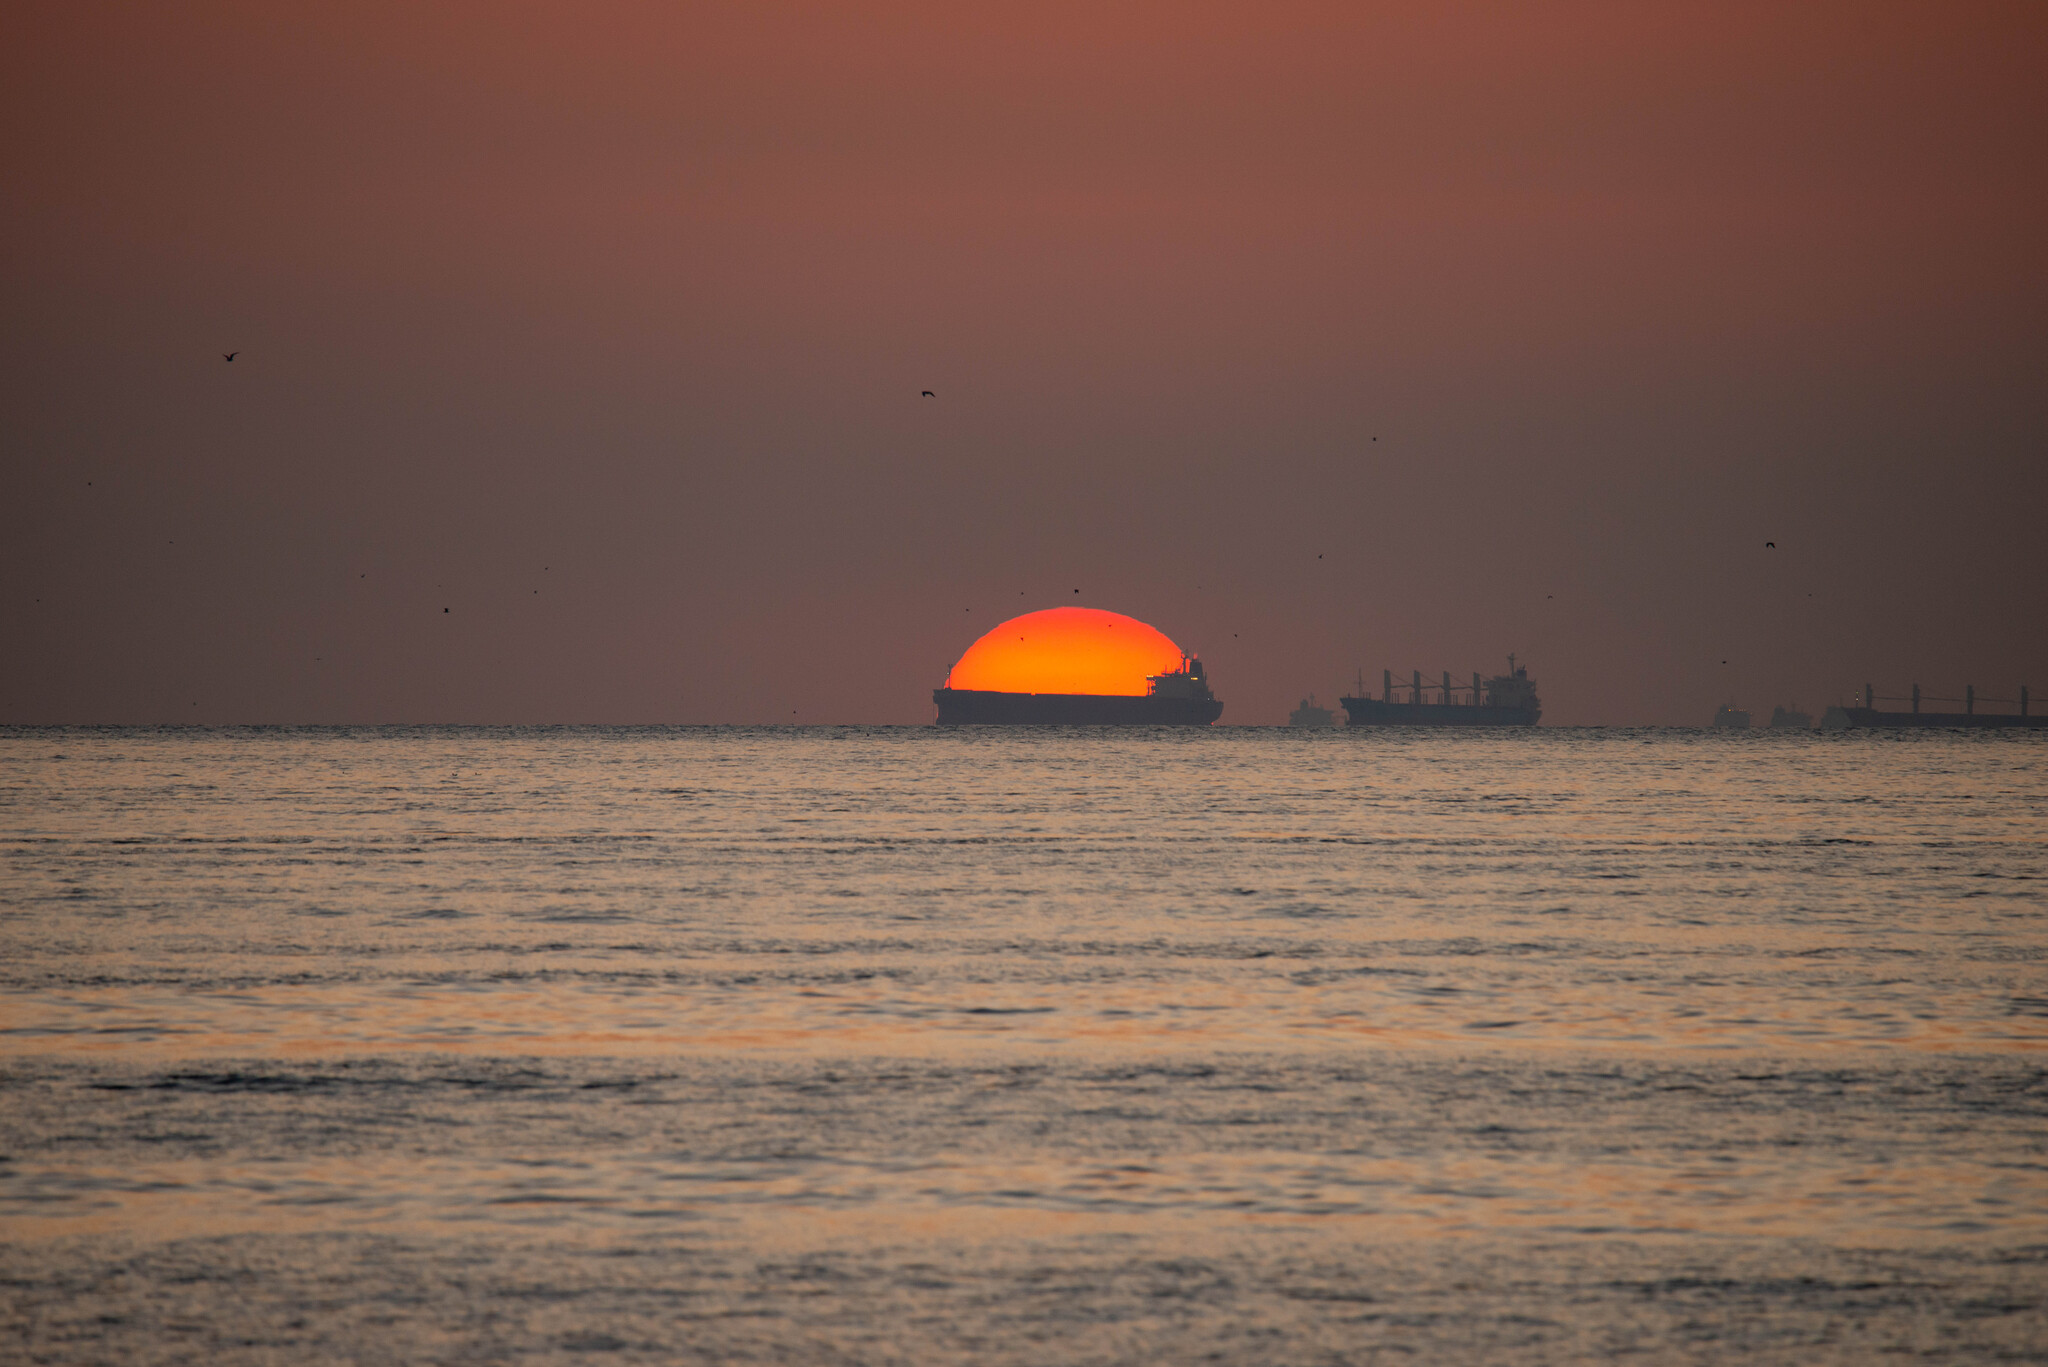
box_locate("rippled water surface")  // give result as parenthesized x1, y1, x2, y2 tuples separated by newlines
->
(3, 725, 2045, 1363)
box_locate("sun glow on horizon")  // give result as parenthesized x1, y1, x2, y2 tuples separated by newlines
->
(944, 607, 1189, 696)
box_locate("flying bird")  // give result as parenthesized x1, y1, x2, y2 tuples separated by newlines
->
(224, 352, 237, 361)
(922, 390, 934, 397)
(1765, 541, 1775, 548)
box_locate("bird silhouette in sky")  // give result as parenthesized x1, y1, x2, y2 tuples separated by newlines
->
(224, 352, 237, 361)
(1765, 541, 1776, 548)
(922, 390, 934, 397)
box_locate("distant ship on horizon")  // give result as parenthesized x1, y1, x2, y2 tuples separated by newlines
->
(935, 655, 1224, 726)
(1339, 656, 1541, 727)
(1287, 694, 1337, 727)
(931, 607, 1223, 726)
(1831, 682, 2043, 729)
(1722, 684, 2042, 730)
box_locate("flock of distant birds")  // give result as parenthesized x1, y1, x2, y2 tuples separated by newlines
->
(212, 351, 1795, 589)
(194, 353, 1792, 719)
(211, 358, 1797, 599)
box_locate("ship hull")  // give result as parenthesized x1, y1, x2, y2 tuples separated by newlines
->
(1836, 707, 2046, 730)
(1339, 697, 1540, 727)
(934, 688, 1222, 726)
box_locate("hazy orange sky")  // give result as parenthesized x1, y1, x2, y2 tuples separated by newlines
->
(5, 1, 2044, 724)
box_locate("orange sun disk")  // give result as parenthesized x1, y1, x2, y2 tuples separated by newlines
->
(945, 607, 1189, 696)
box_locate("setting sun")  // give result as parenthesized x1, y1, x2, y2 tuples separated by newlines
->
(945, 607, 1187, 696)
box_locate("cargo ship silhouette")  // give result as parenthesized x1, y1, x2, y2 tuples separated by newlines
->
(1340, 655, 1541, 727)
(1287, 694, 1337, 727)
(1832, 682, 2042, 728)
(933, 607, 1223, 726)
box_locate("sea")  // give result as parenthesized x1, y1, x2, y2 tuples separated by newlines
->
(2, 725, 2045, 1364)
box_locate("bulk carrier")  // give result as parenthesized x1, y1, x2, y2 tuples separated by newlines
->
(934, 656, 1223, 726)
(1830, 682, 2043, 729)
(1340, 655, 1541, 727)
